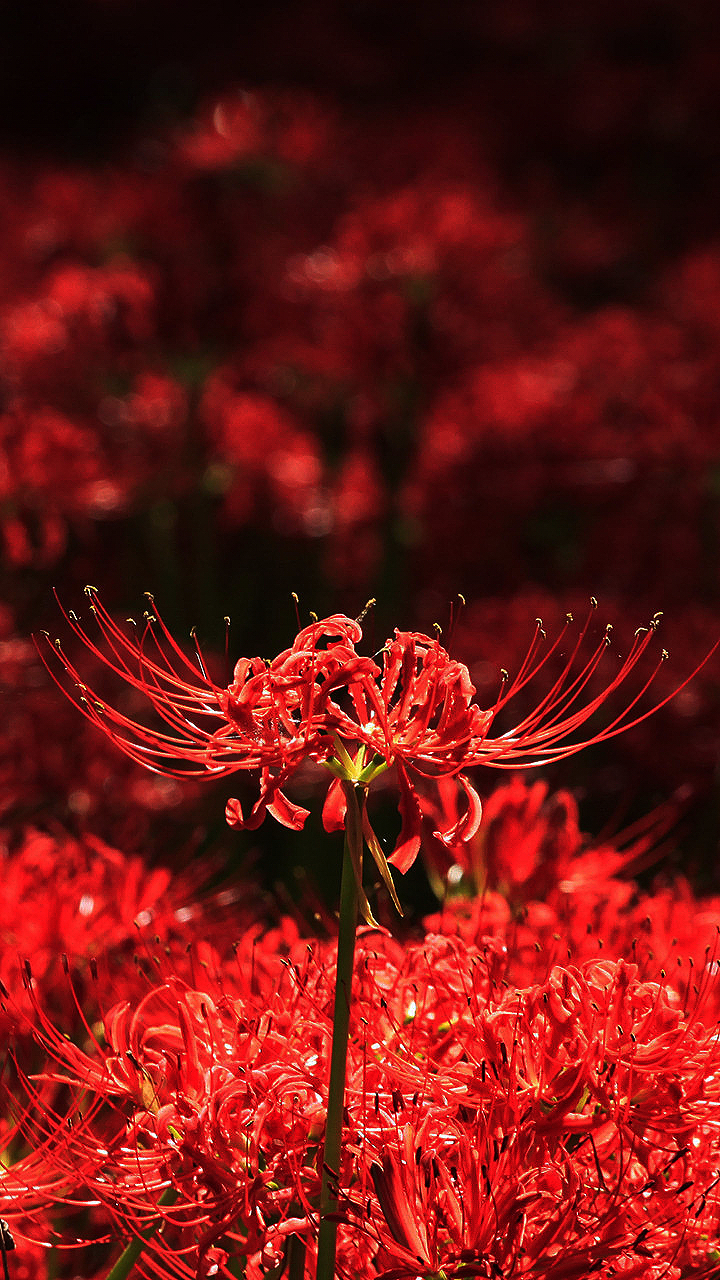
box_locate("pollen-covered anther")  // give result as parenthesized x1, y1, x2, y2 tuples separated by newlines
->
(356, 598, 376, 624)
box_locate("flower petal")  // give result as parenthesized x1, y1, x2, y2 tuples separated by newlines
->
(389, 765, 422, 874)
(434, 774, 483, 848)
(322, 776, 347, 833)
(267, 789, 310, 831)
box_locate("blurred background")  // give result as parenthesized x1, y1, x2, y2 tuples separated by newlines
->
(3, 0, 720, 911)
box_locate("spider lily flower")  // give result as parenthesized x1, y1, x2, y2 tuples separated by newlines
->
(4, 925, 720, 1277)
(41, 591, 380, 833)
(3, 965, 329, 1276)
(39, 592, 715, 879)
(346, 956, 720, 1280)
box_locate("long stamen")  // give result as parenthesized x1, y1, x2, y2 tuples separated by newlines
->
(478, 613, 717, 769)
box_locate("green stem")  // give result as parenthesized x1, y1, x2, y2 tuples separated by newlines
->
(105, 1186, 179, 1280)
(288, 1232, 307, 1280)
(316, 783, 363, 1280)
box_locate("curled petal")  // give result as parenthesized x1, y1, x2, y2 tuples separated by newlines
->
(226, 771, 309, 832)
(225, 796, 246, 829)
(434, 774, 483, 849)
(389, 765, 422, 874)
(322, 776, 347, 833)
(267, 789, 310, 831)
(226, 790, 275, 831)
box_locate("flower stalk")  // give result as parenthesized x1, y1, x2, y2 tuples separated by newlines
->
(316, 780, 363, 1280)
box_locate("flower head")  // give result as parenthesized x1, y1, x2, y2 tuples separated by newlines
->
(40, 592, 714, 883)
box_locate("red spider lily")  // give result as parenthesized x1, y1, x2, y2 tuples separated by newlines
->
(7, 936, 720, 1280)
(40, 593, 715, 878)
(41, 590, 379, 835)
(320, 627, 490, 872)
(342, 953, 720, 1280)
(3, 959, 332, 1280)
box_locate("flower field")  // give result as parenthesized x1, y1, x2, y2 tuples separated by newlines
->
(2, 4, 720, 1277)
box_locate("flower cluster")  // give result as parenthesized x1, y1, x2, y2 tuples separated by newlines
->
(4, 898, 720, 1280)
(2, 772, 720, 1279)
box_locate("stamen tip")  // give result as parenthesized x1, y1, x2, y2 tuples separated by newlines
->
(356, 598, 376, 624)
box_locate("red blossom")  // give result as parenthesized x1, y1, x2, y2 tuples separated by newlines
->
(5, 935, 720, 1279)
(41, 594, 714, 880)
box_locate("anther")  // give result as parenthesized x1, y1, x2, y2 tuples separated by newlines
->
(590, 596, 598, 608)
(356, 598, 376, 624)
(84, 584, 98, 595)
(565, 612, 573, 623)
